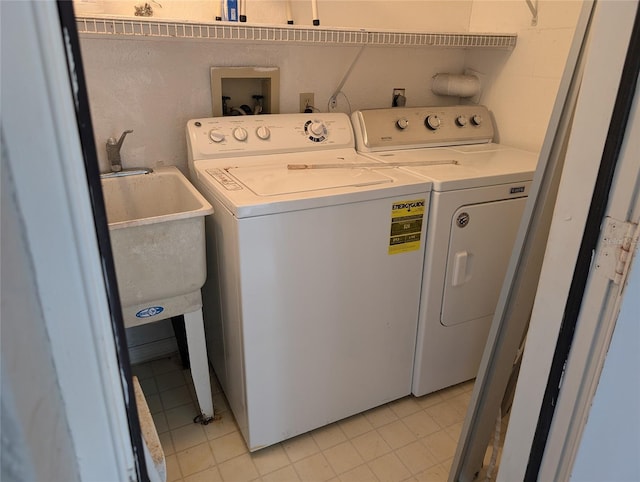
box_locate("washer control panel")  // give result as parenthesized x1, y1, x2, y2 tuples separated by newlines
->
(187, 113, 354, 161)
(352, 105, 494, 152)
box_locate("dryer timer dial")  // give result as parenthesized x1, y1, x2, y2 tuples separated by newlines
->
(233, 127, 248, 141)
(425, 115, 441, 130)
(396, 118, 409, 129)
(256, 125, 271, 140)
(209, 130, 225, 143)
(304, 120, 328, 142)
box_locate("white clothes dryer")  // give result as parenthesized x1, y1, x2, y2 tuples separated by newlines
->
(352, 105, 539, 396)
(186, 113, 432, 450)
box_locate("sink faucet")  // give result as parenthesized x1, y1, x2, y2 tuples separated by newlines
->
(106, 129, 133, 172)
(102, 130, 153, 179)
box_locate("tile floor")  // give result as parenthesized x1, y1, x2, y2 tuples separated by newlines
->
(133, 353, 504, 482)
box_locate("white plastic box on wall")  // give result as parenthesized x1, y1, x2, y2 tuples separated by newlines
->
(210, 66, 280, 117)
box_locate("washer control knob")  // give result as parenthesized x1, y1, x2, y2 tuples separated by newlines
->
(256, 125, 271, 140)
(309, 121, 327, 136)
(396, 118, 409, 129)
(425, 115, 441, 130)
(471, 114, 483, 126)
(455, 115, 468, 127)
(232, 127, 248, 141)
(209, 130, 225, 143)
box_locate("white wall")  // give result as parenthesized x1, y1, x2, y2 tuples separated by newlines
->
(466, 0, 583, 151)
(79, 1, 584, 174)
(75, 0, 473, 31)
(79, 38, 466, 174)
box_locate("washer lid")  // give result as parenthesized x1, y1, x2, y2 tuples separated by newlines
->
(193, 150, 432, 218)
(227, 163, 393, 196)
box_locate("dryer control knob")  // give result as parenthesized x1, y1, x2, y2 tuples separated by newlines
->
(209, 130, 225, 143)
(456, 115, 468, 127)
(425, 115, 441, 130)
(309, 121, 327, 136)
(256, 125, 271, 140)
(396, 118, 409, 129)
(471, 114, 483, 126)
(233, 127, 248, 141)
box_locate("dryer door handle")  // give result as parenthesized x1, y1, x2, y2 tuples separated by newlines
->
(451, 250, 471, 286)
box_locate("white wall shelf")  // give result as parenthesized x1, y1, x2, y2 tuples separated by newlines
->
(76, 16, 517, 49)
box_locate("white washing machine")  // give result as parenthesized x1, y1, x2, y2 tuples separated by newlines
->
(186, 113, 432, 450)
(352, 105, 539, 396)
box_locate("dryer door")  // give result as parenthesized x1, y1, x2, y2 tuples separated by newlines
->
(441, 196, 527, 326)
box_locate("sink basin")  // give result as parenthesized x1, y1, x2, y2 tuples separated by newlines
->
(102, 166, 213, 326)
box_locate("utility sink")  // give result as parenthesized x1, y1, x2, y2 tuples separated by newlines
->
(102, 166, 213, 327)
(102, 166, 216, 423)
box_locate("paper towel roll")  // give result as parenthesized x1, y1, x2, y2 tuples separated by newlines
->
(431, 74, 480, 98)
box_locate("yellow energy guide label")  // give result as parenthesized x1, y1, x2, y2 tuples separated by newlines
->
(389, 199, 426, 255)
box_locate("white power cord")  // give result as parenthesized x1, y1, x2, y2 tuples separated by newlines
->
(328, 45, 366, 111)
(484, 408, 502, 481)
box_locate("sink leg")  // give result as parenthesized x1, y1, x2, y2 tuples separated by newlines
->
(183, 309, 215, 424)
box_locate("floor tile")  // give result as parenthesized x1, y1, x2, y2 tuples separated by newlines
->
(377, 420, 417, 450)
(444, 421, 464, 442)
(339, 413, 374, 439)
(401, 410, 441, 439)
(282, 433, 320, 462)
(421, 431, 458, 463)
(424, 401, 465, 429)
(183, 466, 223, 482)
(415, 463, 449, 482)
(152, 411, 169, 434)
(210, 430, 248, 463)
(312, 423, 347, 450)
(152, 355, 183, 376)
(171, 423, 207, 453)
(338, 463, 379, 482)
(363, 404, 399, 429)
(176, 442, 216, 477)
(217, 453, 259, 482)
(132, 362, 155, 380)
(165, 453, 182, 482)
(139, 376, 159, 396)
(388, 397, 423, 419)
(447, 392, 472, 417)
(351, 430, 392, 462)
(367, 452, 411, 482)
(159, 430, 175, 456)
(146, 393, 163, 414)
(293, 453, 336, 482)
(323, 440, 364, 475)
(160, 385, 194, 411)
(133, 356, 481, 482)
(395, 440, 438, 475)
(157, 369, 189, 392)
(261, 464, 301, 482)
(203, 411, 239, 440)
(212, 391, 230, 413)
(414, 391, 445, 410)
(250, 443, 290, 476)
(165, 402, 199, 430)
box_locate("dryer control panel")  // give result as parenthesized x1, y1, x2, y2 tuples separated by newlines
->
(352, 105, 494, 152)
(187, 113, 355, 161)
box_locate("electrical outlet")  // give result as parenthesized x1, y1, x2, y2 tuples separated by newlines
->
(299, 93, 314, 113)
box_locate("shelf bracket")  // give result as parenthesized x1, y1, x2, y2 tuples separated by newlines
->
(525, 0, 538, 26)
